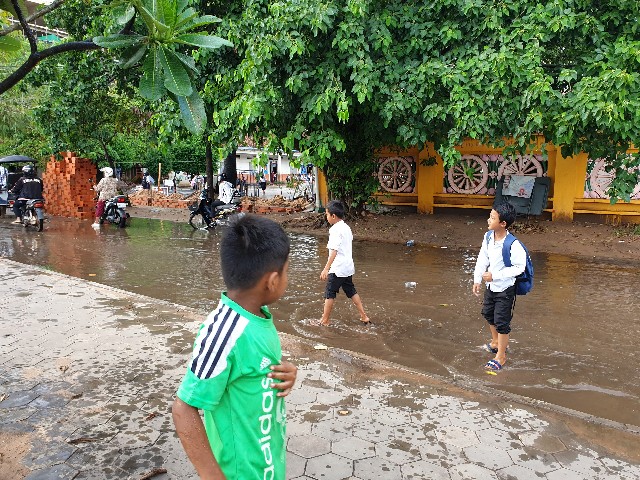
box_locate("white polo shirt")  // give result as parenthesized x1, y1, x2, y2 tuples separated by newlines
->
(327, 220, 355, 277)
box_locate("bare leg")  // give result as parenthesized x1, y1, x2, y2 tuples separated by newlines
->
(350, 294, 369, 323)
(321, 298, 335, 326)
(495, 333, 508, 366)
(488, 324, 499, 350)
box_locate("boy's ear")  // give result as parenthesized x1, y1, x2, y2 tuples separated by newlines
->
(265, 271, 279, 291)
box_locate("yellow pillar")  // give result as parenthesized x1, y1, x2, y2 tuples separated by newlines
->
(417, 143, 444, 214)
(317, 169, 329, 208)
(549, 146, 588, 221)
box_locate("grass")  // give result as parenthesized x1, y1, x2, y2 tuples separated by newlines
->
(614, 224, 640, 237)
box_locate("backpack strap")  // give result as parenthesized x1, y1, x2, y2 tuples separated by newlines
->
(502, 232, 516, 267)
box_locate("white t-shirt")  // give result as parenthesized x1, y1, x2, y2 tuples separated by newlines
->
(327, 220, 355, 277)
(219, 181, 234, 204)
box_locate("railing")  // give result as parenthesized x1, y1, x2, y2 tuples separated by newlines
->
(6, 18, 68, 39)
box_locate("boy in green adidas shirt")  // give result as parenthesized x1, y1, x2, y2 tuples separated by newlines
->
(172, 214, 298, 479)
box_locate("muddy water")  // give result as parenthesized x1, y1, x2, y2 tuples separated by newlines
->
(1, 217, 638, 426)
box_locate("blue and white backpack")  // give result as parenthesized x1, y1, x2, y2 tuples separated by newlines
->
(485, 231, 534, 295)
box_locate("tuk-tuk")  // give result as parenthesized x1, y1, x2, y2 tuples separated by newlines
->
(0, 155, 39, 216)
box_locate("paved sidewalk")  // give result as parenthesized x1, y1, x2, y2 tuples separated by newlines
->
(0, 259, 639, 480)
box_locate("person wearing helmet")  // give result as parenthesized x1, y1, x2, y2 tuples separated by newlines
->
(93, 166, 127, 228)
(210, 173, 234, 214)
(10, 165, 44, 224)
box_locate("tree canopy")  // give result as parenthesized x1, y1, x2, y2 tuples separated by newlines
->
(204, 0, 640, 205)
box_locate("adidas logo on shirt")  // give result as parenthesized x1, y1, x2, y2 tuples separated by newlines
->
(260, 357, 271, 371)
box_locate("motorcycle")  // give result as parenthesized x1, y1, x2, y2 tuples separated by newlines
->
(188, 189, 239, 229)
(9, 198, 45, 232)
(100, 194, 130, 228)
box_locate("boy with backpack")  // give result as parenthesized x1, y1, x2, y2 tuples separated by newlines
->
(472, 201, 533, 371)
(172, 214, 298, 479)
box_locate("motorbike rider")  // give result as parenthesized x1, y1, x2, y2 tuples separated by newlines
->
(93, 167, 127, 228)
(10, 165, 44, 224)
(199, 173, 234, 227)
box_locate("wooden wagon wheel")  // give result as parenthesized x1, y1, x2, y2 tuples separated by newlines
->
(377, 157, 413, 193)
(589, 158, 640, 199)
(498, 155, 543, 179)
(447, 155, 489, 194)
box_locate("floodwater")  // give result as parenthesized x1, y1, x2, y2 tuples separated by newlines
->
(1, 216, 639, 426)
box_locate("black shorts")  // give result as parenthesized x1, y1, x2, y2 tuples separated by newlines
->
(481, 285, 516, 334)
(325, 273, 357, 299)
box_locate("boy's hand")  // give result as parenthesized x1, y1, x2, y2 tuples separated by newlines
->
(268, 361, 297, 397)
(472, 283, 482, 296)
(320, 268, 329, 280)
(481, 272, 493, 283)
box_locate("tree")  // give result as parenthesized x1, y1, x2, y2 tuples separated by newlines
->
(0, 0, 232, 134)
(199, 0, 640, 207)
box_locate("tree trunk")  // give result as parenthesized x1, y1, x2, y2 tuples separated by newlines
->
(223, 150, 237, 186)
(205, 141, 213, 200)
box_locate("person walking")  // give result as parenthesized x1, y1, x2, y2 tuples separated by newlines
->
(472, 201, 526, 371)
(319, 200, 370, 326)
(172, 214, 297, 480)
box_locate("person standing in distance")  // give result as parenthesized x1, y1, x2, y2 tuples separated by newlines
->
(319, 200, 370, 326)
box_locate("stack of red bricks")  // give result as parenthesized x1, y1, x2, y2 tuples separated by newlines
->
(128, 190, 192, 209)
(42, 152, 96, 220)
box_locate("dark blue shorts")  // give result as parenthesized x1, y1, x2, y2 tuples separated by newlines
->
(481, 285, 516, 334)
(325, 273, 357, 299)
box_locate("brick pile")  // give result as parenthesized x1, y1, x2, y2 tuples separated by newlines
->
(42, 153, 97, 220)
(128, 189, 196, 209)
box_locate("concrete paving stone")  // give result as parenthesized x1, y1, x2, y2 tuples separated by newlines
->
(507, 447, 562, 474)
(497, 463, 555, 479)
(330, 408, 372, 427)
(287, 387, 320, 405)
(65, 421, 120, 445)
(109, 419, 162, 450)
(375, 406, 412, 427)
(422, 395, 464, 414)
(401, 459, 451, 480)
(314, 388, 354, 406)
(311, 418, 350, 441)
(0, 389, 40, 408)
(294, 403, 335, 424)
(544, 468, 610, 480)
(288, 416, 314, 436)
(72, 466, 131, 480)
(34, 419, 79, 443)
(460, 400, 502, 416)
(23, 463, 79, 480)
(487, 412, 534, 434)
(0, 405, 36, 423)
(0, 421, 36, 434)
(0, 332, 19, 347)
(332, 437, 376, 460)
(418, 439, 468, 469)
(448, 462, 499, 480)
(475, 427, 525, 451)
(385, 422, 431, 444)
(517, 430, 567, 453)
(65, 443, 121, 471)
(497, 403, 540, 419)
(288, 434, 331, 458)
(600, 457, 640, 478)
(27, 392, 72, 409)
(409, 410, 453, 430)
(351, 420, 397, 444)
(290, 477, 315, 480)
(305, 452, 355, 479)
(464, 443, 515, 470)
(553, 450, 609, 476)
(287, 452, 307, 478)
(447, 411, 492, 431)
(375, 439, 421, 465)
(113, 445, 167, 477)
(435, 425, 480, 449)
(349, 393, 387, 410)
(21, 438, 77, 469)
(353, 457, 402, 480)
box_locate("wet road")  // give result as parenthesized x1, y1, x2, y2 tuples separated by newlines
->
(1, 216, 638, 427)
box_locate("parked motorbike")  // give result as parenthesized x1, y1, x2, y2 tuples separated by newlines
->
(188, 189, 239, 229)
(100, 194, 130, 228)
(9, 198, 45, 232)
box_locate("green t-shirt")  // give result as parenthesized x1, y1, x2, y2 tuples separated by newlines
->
(177, 293, 286, 479)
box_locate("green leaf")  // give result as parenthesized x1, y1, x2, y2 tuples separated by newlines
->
(175, 33, 233, 50)
(158, 46, 193, 96)
(136, 4, 170, 35)
(93, 34, 145, 49)
(112, 5, 136, 25)
(178, 89, 207, 133)
(0, 35, 22, 52)
(174, 51, 197, 73)
(121, 44, 148, 68)
(0, 0, 27, 18)
(176, 14, 222, 33)
(139, 47, 166, 101)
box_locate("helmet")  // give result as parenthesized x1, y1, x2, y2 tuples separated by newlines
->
(101, 167, 113, 177)
(22, 165, 35, 177)
(220, 173, 228, 181)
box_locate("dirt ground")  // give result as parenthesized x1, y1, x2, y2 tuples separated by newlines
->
(129, 205, 640, 263)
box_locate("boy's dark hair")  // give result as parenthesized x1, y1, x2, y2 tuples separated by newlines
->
(326, 200, 345, 218)
(220, 214, 290, 290)
(494, 201, 517, 227)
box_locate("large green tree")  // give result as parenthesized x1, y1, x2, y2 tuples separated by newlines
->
(199, 0, 640, 207)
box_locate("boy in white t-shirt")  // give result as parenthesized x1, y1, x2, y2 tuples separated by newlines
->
(319, 200, 370, 326)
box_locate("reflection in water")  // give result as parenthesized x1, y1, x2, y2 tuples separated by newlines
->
(1, 216, 639, 426)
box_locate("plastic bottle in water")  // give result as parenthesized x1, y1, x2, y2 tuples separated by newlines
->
(405, 281, 417, 288)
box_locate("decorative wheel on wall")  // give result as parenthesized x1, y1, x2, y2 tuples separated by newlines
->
(588, 159, 640, 199)
(377, 156, 414, 193)
(447, 155, 489, 194)
(497, 155, 543, 179)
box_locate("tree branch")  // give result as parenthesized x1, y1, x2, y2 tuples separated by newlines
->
(10, 0, 37, 52)
(0, 40, 100, 94)
(0, 0, 66, 36)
